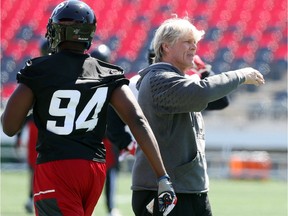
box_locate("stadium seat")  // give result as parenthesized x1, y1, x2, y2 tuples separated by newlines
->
(196, 41, 218, 62)
(255, 47, 273, 63)
(1, 0, 287, 84)
(234, 41, 258, 63)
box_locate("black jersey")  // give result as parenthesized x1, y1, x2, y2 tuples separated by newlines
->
(17, 51, 129, 164)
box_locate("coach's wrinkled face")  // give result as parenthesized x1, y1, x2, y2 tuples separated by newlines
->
(162, 32, 197, 74)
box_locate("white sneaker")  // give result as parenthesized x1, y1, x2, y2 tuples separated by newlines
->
(107, 208, 122, 216)
(24, 198, 33, 214)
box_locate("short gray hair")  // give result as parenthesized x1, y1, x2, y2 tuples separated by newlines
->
(153, 16, 205, 63)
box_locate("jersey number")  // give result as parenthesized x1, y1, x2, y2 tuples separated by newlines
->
(47, 88, 108, 135)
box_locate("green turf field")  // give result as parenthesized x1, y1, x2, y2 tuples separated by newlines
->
(1, 170, 287, 216)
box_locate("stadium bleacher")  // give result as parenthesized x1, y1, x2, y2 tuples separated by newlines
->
(1, 0, 287, 84)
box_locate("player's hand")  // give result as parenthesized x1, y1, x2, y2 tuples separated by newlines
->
(157, 175, 177, 215)
(192, 55, 212, 79)
(199, 71, 210, 79)
(237, 67, 265, 86)
(146, 175, 177, 215)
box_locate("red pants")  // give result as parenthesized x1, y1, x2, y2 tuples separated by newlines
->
(33, 159, 106, 216)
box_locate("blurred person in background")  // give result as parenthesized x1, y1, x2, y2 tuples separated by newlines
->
(90, 44, 136, 216)
(15, 114, 38, 214)
(131, 15, 265, 216)
(1, 1, 176, 215)
(187, 54, 230, 110)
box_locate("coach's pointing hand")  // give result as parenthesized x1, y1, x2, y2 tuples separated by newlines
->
(236, 67, 265, 86)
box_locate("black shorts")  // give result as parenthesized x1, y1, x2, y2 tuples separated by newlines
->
(132, 190, 212, 216)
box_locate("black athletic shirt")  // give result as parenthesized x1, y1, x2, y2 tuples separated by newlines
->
(17, 51, 129, 164)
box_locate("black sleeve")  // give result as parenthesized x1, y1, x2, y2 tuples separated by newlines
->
(17, 60, 39, 92)
(203, 70, 230, 110)
(205, 96, 230, 110)
(106, 105, 132, 150)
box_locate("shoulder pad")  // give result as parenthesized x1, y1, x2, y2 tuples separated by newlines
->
(98, 59, 124, 74)
(89, 57, 125, 76)
(23, 56, 49, 68)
